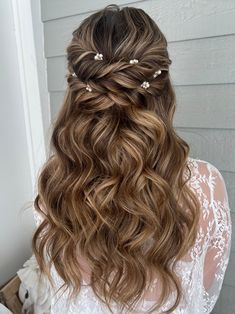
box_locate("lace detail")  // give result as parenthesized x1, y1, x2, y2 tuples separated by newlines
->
(33, 157, 232, 313)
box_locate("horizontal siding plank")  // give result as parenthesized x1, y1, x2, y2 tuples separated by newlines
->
(173, 85, 235, 129)
(212, 284, 235, 314)
(44, 13, 89, 58)
(222, 172, 235, 215)
(176, 128, 235, 173)
(43, 0, 235, 57)
(169, 35, 235, 86)
(46, 34, 235, 91)
(41, 0, 141, 21)
(50, 91, 65, 121)
(134, 0, 235, 42)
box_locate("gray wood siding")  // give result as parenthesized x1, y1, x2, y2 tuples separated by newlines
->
(40, 1, 235, 312)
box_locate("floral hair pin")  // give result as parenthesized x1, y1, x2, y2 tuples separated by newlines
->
(153, 69, 161, 78)
(129, 59, 139, 64)
(141, 81, 150, 89)
(140, 69, 163, 90)
(86, 84, 92, 92)
(94, 53, 103, 60)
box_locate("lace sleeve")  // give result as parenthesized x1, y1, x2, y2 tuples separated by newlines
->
(203, 163, 232, 312)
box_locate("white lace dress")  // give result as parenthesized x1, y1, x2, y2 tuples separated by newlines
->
(34, 157, 232, 314)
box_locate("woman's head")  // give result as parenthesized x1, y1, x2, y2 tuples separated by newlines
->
(32, 5, 200, 314)
(66, 4, 174, 121)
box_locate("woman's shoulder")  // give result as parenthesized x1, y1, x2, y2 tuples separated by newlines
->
(186, 156, 230, 212)
(186, 156, 231, 244)
(187, 156, 221, 175)
(186, 157, 228, 193)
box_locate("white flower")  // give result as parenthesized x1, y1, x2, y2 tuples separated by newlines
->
(129, 59, 139, 64)
(141, 81, 150, 89)
(86, 84, 92, 92)
(94, 53, 103, 60)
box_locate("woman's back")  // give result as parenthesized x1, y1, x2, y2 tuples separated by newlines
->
(34, 157, 231, 313)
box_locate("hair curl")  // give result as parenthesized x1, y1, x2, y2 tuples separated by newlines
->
(32, 4, 200, 314)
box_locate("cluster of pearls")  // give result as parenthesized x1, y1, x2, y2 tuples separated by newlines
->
(86, 84, 92, 92)
(71, 51, 163, 92)
(94, 53, 103, 60)
(129, 59, 139, 64)
(141, 81, 150, 89)
(153, 69, 161, 78)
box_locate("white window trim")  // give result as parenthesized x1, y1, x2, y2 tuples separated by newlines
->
(10, 0, 47, 189)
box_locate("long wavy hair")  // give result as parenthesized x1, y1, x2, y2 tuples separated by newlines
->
(32, 4, 200, 314)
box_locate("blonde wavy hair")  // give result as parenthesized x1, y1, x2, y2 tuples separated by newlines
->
(32, 4, 200, 314)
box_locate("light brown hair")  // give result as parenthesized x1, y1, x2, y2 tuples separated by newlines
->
(32, 4, 200, 313)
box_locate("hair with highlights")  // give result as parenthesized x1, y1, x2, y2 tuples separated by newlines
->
(32, 4, 200, 314)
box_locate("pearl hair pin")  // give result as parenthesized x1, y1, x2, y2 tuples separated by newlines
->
(140, 69, 162, 90)
(129, 59, 139, 64)
(153, 69, 161, 78)
(70, 72, 92, 92)
(86, 84, 92, 92)
(94, 53, 103, 60)
(141, 81, 150, 89)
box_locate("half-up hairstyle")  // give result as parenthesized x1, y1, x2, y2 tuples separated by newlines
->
(32, 4, 200, 314)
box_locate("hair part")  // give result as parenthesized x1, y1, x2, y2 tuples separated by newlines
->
(32, 4, 200, 314)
